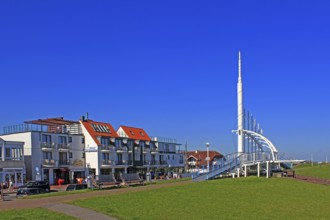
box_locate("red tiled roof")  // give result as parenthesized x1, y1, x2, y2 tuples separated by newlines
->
(187, 150, 223, 166)
(119, 126, 151, 141)
(81, 120, 119, 145)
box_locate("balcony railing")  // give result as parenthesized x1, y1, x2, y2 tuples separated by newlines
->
(115, 160, 127, 165)
(40, 142, 56, 150)
(100, 145, 115, 151)
(57, 143, 71, 151)
(43, 159, 56, 167)
(143, 160, 158, 165)
(150, 147, 158, 154)
(101, 160, 112, 166)
(116, 146, 128, 153)
(143, 148, 150, 153)
(58, 160, 71, 166)
(188, 161, 197, 166)
(159, 161, 168, 165)
(150, 160, 158, 165)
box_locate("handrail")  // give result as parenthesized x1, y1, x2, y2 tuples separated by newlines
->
(192, 152, 273, 182)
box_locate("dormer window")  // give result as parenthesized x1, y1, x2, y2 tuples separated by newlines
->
(140, 132, 145, 137)
(130, 130, 135, 135)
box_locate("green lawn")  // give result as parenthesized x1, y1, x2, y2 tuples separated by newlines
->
(294, 163, 330, 179)
(71, 177, 330, 220)
(0, 208, 78, 220)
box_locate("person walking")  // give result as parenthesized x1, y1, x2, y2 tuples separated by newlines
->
(8, 179, 13, 192)
(0, 183, 3, 200)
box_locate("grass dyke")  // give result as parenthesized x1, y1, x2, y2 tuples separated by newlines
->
(295, 163, 330, 179)
(71, 177, 330, 220)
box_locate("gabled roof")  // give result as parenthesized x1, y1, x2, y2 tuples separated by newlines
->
(81, 120, 119, 145)
(187, 150, 223, 166)
(119, 126, 151, 141)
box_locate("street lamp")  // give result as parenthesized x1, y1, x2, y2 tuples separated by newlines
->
(205, 142, 210, 172)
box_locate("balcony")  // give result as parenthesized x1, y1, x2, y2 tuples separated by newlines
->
(143, 147, 150, 154)
(115, 160, 127, 166)
(127, 146, 133, 153)
(100, 145, 115, 152)
(43, 159, 56, 167)
(150, 147, 158, 154)
(188, 161, 197, 166)
(59, 159, 71, 166)
(40, 142, 56, 151)
(150, 160, 158, 165)
(57, 143, 71, 151)
(116, 146, 128, 153)
(159, 161, 168, 165)
(101, 160, 113, 167)
(143, 160, 158, 165)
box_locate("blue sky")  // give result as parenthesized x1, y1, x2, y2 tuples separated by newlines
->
(1, 1, 330, 161)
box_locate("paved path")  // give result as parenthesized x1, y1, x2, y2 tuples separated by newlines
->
(0, 180, 192, 219)
(294, 175, 330, 185)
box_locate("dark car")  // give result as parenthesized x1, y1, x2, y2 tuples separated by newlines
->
(16, 187, 46, 198)
(66, 184, 88, 191)
(20, 181, 50, 192)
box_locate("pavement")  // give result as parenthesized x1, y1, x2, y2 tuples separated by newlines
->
(0, 180, 192, 220)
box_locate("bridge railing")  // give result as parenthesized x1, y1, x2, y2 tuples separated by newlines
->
(192, 152, 273, 181)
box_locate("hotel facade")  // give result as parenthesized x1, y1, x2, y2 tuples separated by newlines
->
(0, 117, 185, 185)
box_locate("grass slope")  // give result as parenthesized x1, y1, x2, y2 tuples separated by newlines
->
(0, 208, 78, 220)
(295, 164, 330, 179)
(71, 177, 330, 220)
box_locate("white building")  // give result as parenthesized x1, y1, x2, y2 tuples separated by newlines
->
(1, 116, 185, 184)
(81, 119, 185, 177)
(0, 138, 25, 187)
(0, 118, 86, 185)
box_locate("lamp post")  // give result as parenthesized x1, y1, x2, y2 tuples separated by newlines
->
(206, 142, 210, 172)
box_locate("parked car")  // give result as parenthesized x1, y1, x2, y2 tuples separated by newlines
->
(16, 187, 46, 198)
(19, 181, 50, 192)
(66, 184, 88, 191)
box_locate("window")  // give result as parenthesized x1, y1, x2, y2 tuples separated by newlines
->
(127, 140, 133, 147)
(0, 147, 2, 158)
(91, 124, 111, 133)
(180, 155, 183, 164)
(59, 152, 67, 162)
(82, 152, 85, 159)
(82, 137, 85, 144)
(5, 147, 10, 158)
(101, 137, 110, 146)
(42, 134, 52, 143)
(58, 136, 67, 144)
(117, 153, 123, 162)
(11, 147, 23, 160)
(68, 137, 73, 143)
(167, 155, 170, 160)
(172, 155, 174, 160)
(115, 139, 121, 148)
(140, 132, 144, 137)
(43, 152, 52, 160)
(102, 153, 110, 161)
(69, 152, 73, 159)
